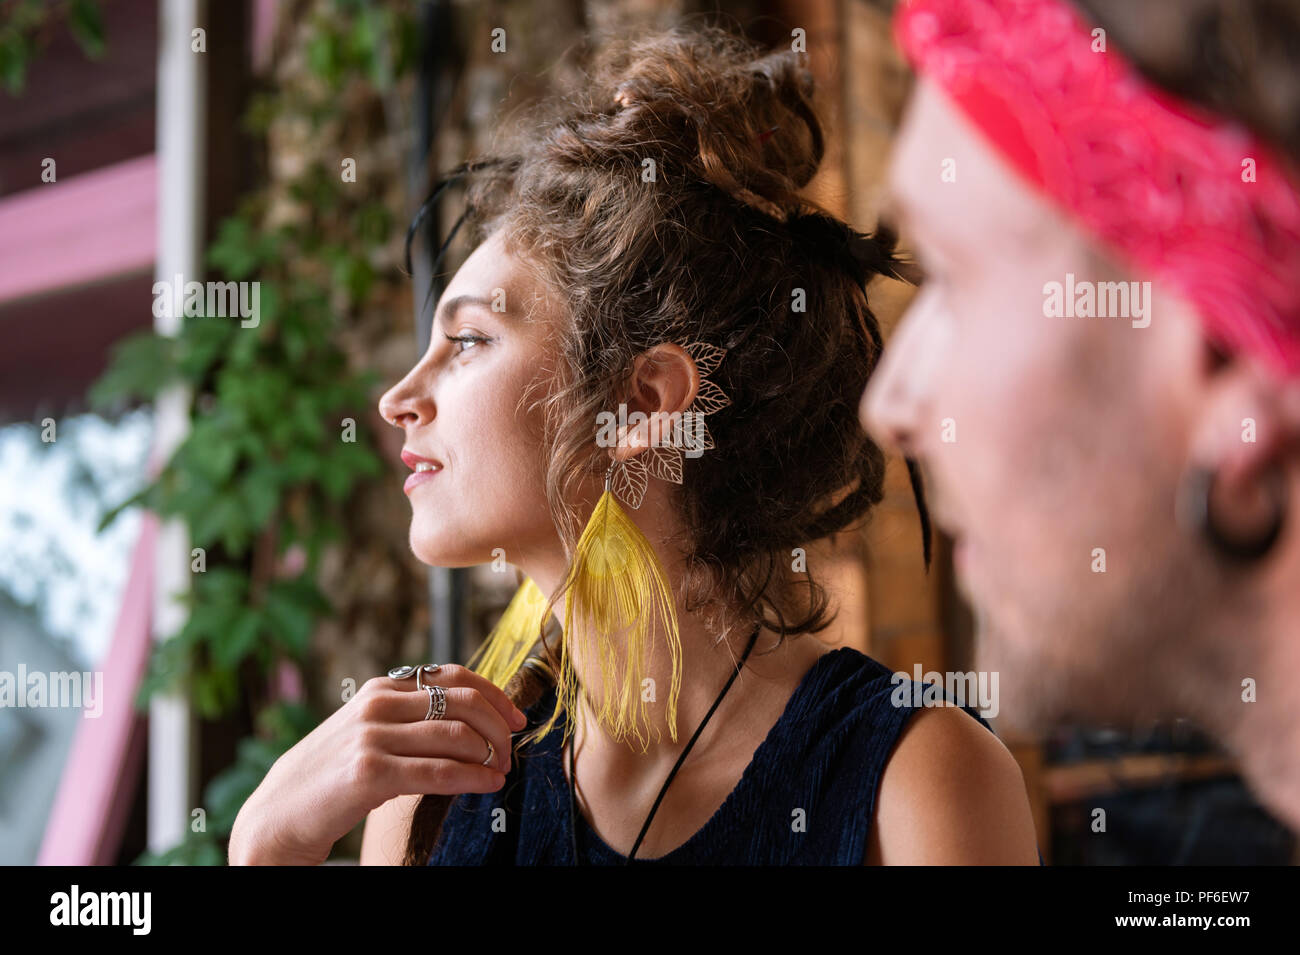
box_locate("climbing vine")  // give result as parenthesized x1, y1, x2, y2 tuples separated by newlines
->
(0, 0, 105, 93)
(91, 0, 419, 864)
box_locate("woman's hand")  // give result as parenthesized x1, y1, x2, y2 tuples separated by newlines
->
(228, 664, 528, 865)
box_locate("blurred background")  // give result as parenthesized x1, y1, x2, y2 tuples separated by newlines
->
(0, 0, 1293, 865)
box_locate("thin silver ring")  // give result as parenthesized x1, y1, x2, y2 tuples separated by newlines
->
(387, 663, 443, 689)
(482, 739, 495, 767)
(422, 684, 447, 721)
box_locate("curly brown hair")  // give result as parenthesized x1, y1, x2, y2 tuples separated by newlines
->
(400, 22, 920, 866)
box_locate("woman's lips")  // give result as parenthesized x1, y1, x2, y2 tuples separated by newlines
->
(400, 449, 443, 495)
(404, 468, 441, 494)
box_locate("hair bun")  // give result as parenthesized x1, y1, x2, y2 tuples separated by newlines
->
(584, 25, 825, 219)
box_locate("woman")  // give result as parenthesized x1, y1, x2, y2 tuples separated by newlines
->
(228, 23, 1039, 866)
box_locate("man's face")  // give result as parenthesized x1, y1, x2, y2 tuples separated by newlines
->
(861, 79, 1219, 731)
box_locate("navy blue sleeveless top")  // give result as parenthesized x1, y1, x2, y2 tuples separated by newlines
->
(427, 645, 1034, 865)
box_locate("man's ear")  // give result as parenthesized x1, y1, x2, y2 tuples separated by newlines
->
(611, 343, 700, 463)
(1187, 348, 1298, 536)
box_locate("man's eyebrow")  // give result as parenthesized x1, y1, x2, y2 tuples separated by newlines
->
(436, 293, 501, 326)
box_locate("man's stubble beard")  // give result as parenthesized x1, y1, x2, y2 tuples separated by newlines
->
(971, 518, 1228, 738)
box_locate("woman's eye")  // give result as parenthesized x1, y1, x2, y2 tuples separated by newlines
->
(444, 333, 489, 354)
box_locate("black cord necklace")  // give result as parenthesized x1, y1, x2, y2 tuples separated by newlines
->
(566, 624, 762, 865)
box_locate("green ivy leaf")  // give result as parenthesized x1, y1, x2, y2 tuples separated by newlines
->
(88, 332, 175, 410)
(242, 462, 281, 529)
(212, 608, 263, 669)
(306, 26, 341, 87)
(207, 217, 262, 279)
(263, 580, 322, 656)
(181, 420, 241, 485)
(177, 315, 237, 383)
(258, 700, 319, 741)
(67, 0, 106, 59)
(0, 32, 31, 94)
(134, 833, 224, 866)
(192, 665, 239, 719)
(96, 482, 154, 534)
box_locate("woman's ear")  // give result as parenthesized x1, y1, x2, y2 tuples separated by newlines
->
(611, 343, 700, 462)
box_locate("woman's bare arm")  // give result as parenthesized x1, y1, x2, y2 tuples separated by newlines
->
(865, 705, 1040, 864)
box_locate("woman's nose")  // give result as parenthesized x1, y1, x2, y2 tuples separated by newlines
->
(378, 373, 433, 430)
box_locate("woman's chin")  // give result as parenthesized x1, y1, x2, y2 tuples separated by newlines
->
(408, 531, 479, 568)
(411, 532, 527, 569)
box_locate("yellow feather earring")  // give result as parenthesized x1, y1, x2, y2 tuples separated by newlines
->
(466, 576, 552, 689)
(533, 460, 683, 753)
(533, 339, 730, 753)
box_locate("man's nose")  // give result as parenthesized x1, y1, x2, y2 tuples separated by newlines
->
(863, 328, 925, 454)
(860, 277, 950, 456)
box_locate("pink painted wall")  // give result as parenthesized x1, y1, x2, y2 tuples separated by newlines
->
(0, 154, 156, 306)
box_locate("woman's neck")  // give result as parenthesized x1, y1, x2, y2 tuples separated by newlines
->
(516, 493, 826, 770)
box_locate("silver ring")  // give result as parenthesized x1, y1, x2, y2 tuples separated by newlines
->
(387, 663, 443, 689)
(482, 739, 495, 767)
(422, 684, 447, 721)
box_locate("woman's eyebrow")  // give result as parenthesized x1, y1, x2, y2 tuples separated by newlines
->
(437, 293, 501, 326)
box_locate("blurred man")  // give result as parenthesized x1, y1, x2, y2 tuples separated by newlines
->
(862, 0, 1300, 831)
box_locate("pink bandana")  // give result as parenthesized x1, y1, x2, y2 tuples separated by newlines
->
(894, 0, 1300, 378)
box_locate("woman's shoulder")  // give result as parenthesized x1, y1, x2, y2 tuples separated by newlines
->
(840, 654, 1040, 864)
(804, 645, 1010, 752)
(867, 701, 1040, 863)
(802, 646, 1038, 863)
(793, 645, 965, 729)
(805, 646, 991, 717)
(794, 644, 900, 703)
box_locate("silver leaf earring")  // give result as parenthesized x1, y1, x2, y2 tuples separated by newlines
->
(607, 340, 730, 510)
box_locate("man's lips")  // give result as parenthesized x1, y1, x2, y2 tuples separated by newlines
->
(400, 449, 443, 494)
(930, 509, 972, 579)
(952, 533, 970, 576)
(913, 469, 969, 569)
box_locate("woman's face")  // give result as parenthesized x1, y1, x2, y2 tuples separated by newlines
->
(378, 230, 564, 569)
